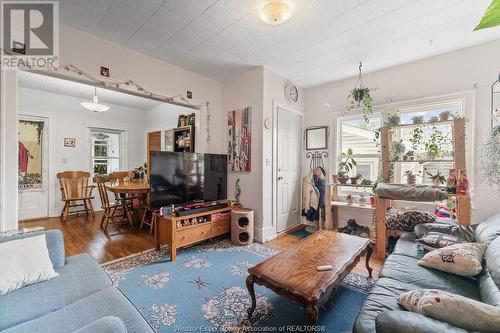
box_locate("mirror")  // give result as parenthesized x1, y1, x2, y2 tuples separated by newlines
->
(305, 126, 328, 150)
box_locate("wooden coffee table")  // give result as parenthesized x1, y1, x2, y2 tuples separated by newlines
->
(246, 230, 373, 325)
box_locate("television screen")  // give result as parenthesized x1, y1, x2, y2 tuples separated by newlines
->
(149, 151, 227, 209)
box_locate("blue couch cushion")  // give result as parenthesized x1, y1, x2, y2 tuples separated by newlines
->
(3, 287, 154, 333)
(73, 316, 127, 333)
(475, 212, 500, 245)
(0, 230, 65, 269)
(0, 253, 112, 331)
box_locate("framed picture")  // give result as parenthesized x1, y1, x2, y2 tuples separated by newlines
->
(305, 126, 328, 150)
(64, 137, 76, 147)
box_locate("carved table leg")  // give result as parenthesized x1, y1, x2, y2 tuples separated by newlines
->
(306, 304, 319, 325)
(365, 243, 374, 278)
(246, 275, 256, 318)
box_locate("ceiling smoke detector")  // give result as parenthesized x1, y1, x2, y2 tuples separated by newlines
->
(259, 0, 293, 25)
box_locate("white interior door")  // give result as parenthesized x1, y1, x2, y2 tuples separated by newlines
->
(18, 116, 49, 220)
(277, 106, 302, 233)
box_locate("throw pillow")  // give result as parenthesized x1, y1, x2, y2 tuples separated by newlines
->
(398, 289, 500, 333)
(417, 242, 486, 277)
(0, 234, 58, 295)
(416, 232, 466, 251)
(386, 208, 436, 232)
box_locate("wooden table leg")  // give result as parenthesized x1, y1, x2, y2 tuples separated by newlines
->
(365, 243, 374, 279)
(246, 275, 256, 318)
(306, 304, 319, 325)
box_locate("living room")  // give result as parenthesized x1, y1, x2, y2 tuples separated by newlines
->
(1, 1, 500, 332)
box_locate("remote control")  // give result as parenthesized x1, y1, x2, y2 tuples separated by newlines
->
(317, 265, 333, 271)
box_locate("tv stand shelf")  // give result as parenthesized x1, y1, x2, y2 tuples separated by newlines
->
(154, 206, 232, 261)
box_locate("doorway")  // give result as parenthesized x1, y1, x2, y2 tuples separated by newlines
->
(275, 104, 303, 233)
(18, 115, 49, 220)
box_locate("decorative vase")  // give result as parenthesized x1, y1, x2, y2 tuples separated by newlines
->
(439, 111, 450, 121)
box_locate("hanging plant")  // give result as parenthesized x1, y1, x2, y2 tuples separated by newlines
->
(346, 62, 376, 123)
(479, 126, 500, 192)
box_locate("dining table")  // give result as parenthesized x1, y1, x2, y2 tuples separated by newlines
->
(105, 181, 150, 224)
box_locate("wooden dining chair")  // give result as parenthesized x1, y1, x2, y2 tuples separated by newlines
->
(109, 171, 134, 185)
(109, 171, 139, 225)
(140, 193, 155, 234)
(95, 175, 130, 232)
(57, 171, 95, 221)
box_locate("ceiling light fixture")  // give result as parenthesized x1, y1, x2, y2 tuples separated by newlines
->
(81, 86, 109, 112)
(259, 0, 292, 25)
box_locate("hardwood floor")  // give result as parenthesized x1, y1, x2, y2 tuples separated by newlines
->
(20, 214, 383, 277)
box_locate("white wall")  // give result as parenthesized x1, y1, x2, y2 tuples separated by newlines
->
(305, 38, 500, 224)
(19, 87, 148, 217)
(0, 24, 223, 231)
(221, 67, 305, 242)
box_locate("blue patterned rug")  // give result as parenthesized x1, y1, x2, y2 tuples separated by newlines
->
(102, 239, 374, 332)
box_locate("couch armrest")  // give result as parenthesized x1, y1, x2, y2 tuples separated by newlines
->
(0, 230, 65, 268)
(375, 311, 468, 333)
(414, 223, 476, 241)
(72, 317, 127, 333)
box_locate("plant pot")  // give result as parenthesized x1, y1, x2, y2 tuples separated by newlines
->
(403, 155, 409, 161)
(370, 196, 376, 207)
(353, 88, 366, 102)
(388, 116, 401, 126)
(410, 156, 415, 161)
(429, 116, 439, 123)
(426, 151, 436, 160)
(439, 111, 450, 121)
(406, 175, 416, 185)
(350, 177, 358, 185)
(338, 176, 349, 184)
(432, 179, 443, 187)
(332, 174, 338, 184)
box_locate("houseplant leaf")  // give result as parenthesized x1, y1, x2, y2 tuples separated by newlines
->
(475, 0, 500, 31)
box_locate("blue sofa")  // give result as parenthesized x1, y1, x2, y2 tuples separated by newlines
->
(0, 230, 154, 333)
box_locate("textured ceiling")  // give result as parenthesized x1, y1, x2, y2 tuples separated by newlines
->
(60, 0, 500, 87)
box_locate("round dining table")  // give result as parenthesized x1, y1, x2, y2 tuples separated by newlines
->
(105, 181, 150, 225)
(105, 181, 149, 194)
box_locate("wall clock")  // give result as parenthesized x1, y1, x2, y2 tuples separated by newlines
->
(285, 83, 299, 103)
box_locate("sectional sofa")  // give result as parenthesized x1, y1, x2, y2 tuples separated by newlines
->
(0, 230, 154, 333)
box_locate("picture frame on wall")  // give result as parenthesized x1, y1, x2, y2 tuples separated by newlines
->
(64, 137, 76, 147)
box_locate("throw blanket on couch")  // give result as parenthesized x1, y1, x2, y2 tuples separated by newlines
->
(375, 183, 448, 202)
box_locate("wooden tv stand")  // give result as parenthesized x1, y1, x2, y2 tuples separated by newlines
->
(154, 206, 232, 261)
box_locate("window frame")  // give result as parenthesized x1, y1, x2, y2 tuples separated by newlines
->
(87, 126, 127, 180)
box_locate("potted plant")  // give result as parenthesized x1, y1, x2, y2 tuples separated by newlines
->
(390, 140, 406, 161)
(361, 178, 372, 186)
(404, 170, 420, 185)
(133, 162, 147, 180)
(412, 115, 424, 124)
(338, 148, 357, 184)
(439, 110, 451, 121)
(346, 62, 375, 123)
(429, 116, 439, 123)
(351, 173, 362, 185)
(403, 150, 415, 161)
(425, 143, 440, 160)
(387, 112, 401, 126)
(410, 127, 423, 151)
(426, 171, 446, 186)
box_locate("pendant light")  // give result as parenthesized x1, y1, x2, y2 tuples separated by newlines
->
(81, 86, 109, 112)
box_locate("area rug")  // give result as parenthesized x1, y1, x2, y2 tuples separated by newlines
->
(102, 239, 374, 333)
(288, 227, 315, 239)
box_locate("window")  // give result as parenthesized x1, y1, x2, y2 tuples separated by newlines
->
(90, 128, 122, 177)
(394, 100, 462, 185)
(337, 114, 382, 193)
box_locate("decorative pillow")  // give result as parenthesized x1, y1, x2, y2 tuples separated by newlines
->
(0, 234, 58, 295)
(416, 232, 466, 251)
(386, 208, 436, 232)
(398, 289, 500, 333)
(417, 242, 487, 277)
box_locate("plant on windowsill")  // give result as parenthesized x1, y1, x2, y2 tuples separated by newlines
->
(404, 170, 421, 185)
(337, 148, 357, 184)
(426, 171, 446, 187)
(390, 140, 406, 161)
(346, 62, 376, 123)
(350, 173, 363, 185)
(386, 112, 401, 126)
(403, 150, 415, 161)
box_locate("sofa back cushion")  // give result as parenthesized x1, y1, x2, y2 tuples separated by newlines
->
(475, 213, 500, 246)
(0, 230, 65, 268)
(478, 237, 500, 307)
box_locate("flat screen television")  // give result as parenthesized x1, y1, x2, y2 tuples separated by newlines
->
(149, 151, 227, 209)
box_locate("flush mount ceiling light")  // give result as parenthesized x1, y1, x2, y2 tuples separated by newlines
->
(81, 86, 109, 112)
(259, 0, 293, 25)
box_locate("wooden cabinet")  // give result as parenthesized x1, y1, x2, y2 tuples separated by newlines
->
(155, 207, 231, 261)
